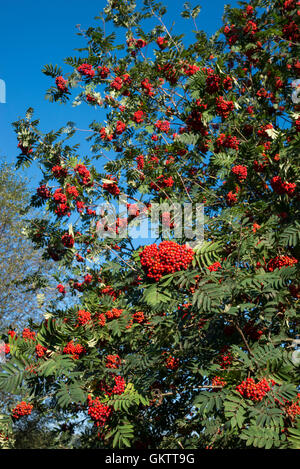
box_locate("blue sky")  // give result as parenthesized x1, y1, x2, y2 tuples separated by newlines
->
(0, 0, 238, 189)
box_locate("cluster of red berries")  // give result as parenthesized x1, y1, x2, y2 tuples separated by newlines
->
(61, 233, 75, 248)
(141, 78, 155, 96)
(115, 120, 126, 135)
(12, 401, 33, 419)
(51, 165, 68, 179)
(136, 154, 145, 170)
(282, 0, 298, 11)
(102, 175, 120, 195)
(231, 165, 247, 182)
(140, 241, 194, 281)
(53, 187, 67, 202)
(155, 120, 170, 133)
(127, 37, 147, 49)
(22, 328, 36, 341)
(111, 375, 126, 395)
(164, 355, 179, 370)
(55, 76, 68, 93)
(71, 273, 95, 293)
(74, 164, 92, 186)
(185, 109, 207, 133)
(105, 354, 121, 369)
(105, 308, 123, 321)
(76, 201, 85, 214)
(282, 20, 300, 42)
(76, 253, 84, 262)
(224, 24, 238, 45)
(243, 20, 258, 35)
(226, 190, 238, 206)
(267, 255, 298, 272)
(257, 123, 273, 139)
(133, 110, 145, 123)
(211, 376, 227, 387)
(100, 285, 119, 300)
(37, 184, 51, 199)
(217, 347, 233, 369)
(205, 70, 221, 94)
(285, 394, 300, 421)
(87, 395, 112, 427)
(132, 311, 145, 324)
(236, 377, 272, 402)
(98, 66, 110, 78)
(270, 176, 296, 197)
(156, 36, 168, 49)
(215, 134, 239, 152)
(55, 204, 70, 219)
(84, 274, 93, 284)
(253, 157, 269, 173)
(63, 341, 86, 359)
(86, 207, 96, 216)
(215, 96, 234, 119)
(66, 184, 79, 199)
(223, 75, 233, 90)
(35, 344, 47, 358)
(110, 76, 123, 91)
(100, 375, 126, 397)
(97, 313, 106, 327)
(111, 73, 131, 93)
(86, 93, 97, 104)
(182, 63, 200, 76)
(126, 311, 146, 329)
(150, 175, 174, 191)
(245, 4, 254, 15)
(52, 188, 70, 218)
(77, 63, 95, 78)
(207, 261, 222, 272)
(77, 310, 92, 326)
(99, 127, 113, 141)
(157, 63, 178, 85)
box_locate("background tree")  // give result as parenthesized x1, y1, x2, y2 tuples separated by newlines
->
(0, 0, 299, 450)
(0, 161, 55, 330)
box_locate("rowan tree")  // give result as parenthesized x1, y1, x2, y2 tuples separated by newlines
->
(0, 0, 300, 449)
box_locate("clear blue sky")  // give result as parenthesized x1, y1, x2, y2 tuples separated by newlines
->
(0, 0, 238, 188)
